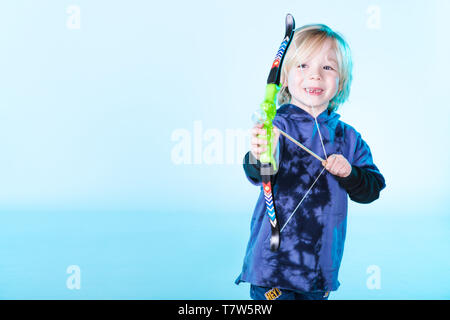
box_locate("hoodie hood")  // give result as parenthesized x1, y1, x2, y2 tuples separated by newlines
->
(275, 104, 342, 146)
(277, 104, 341, 127)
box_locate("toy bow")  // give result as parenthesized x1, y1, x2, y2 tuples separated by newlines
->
(256, 14, 330, 251)
(258, 13, 295, 252)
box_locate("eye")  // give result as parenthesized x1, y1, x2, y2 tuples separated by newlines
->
(297, 64, 307, 70)
(323, 65, 334, 71)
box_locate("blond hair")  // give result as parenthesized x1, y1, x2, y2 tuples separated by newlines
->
(278, 24, 353, 112)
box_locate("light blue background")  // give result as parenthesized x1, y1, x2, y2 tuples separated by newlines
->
(0, 0, 449, 299)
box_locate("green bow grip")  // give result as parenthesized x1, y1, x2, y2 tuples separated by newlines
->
(259, 83, 279, 171)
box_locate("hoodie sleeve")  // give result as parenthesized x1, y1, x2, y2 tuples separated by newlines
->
(335, 133, 386, 204)
(242, 146, 281, 186)
(243, 151, 263, 185)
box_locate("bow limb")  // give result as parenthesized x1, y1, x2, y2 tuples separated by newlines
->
(258, 14, 295, 252)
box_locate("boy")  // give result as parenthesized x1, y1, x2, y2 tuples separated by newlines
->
(235, 24, 386, 300)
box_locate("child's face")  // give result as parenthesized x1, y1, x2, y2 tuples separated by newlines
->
(286, 39, 339, 112)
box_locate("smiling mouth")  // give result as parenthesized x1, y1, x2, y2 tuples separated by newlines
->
(304, 88, 324, 96)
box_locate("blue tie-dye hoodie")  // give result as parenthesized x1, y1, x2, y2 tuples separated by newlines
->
(235, 103, 386, 293)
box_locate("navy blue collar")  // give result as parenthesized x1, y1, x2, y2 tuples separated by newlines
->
(277, 104, 339, 124)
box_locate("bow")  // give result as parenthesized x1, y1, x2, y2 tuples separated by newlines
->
(256, 14, 330, 251)
(258, 13, 295, 252)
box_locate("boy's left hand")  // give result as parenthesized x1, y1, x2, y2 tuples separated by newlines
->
(321, 154, 352, 178)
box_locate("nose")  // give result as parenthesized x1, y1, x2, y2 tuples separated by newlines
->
(308, 70, 321, 81)
(307, 65, 322, 80)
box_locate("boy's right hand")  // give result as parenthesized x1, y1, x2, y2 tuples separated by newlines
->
(250, 123, 280, 161)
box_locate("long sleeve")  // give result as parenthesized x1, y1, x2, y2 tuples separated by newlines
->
(335, 165, 386, 203)
(243, 151, 262, 185)
(335, 131, 386, 204)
